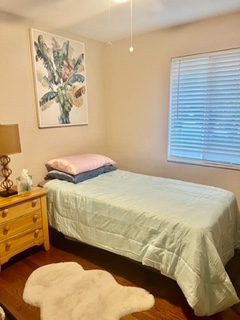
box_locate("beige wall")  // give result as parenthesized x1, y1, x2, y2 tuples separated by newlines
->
(1, 10, 240, 199)
(105, 12, 240, 199)
(0, 12, 107, 184)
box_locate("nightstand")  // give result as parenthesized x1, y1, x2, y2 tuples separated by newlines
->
(0, 187, 49, 271)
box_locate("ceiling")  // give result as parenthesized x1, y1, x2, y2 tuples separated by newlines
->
(0, 0, 240, 42)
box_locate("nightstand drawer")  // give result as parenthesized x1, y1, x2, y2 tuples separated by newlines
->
(0, 198, 40, 223)
(0, 228, 44, 261)
(0, 211, 42, 240)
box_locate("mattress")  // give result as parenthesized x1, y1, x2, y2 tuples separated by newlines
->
(44, 169, 240, 316)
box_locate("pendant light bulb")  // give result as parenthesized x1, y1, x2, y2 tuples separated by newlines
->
(129, 46, 134, 53)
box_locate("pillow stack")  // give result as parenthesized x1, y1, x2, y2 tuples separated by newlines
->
(45, 154, 116, 184)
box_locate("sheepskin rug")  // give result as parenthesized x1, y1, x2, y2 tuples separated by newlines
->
(23, 262, 155, 320)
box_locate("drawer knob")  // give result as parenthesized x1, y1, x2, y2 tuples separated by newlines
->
(3, 225, 10, 235)
(32, 199, 38, 207)
(2, 209, 8, 218)
(33, 214, 38, 223)
(34, 229, 40, 237)
(5, 242, 11, 251)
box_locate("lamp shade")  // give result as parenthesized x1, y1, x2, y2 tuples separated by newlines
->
(0, 124, 21, 156)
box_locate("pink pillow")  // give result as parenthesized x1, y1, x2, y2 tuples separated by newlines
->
(46, 154, 116, 175)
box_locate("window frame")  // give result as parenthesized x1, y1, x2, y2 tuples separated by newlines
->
(167, 48, 240, 170)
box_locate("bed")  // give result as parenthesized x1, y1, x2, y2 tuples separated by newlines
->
(43, 168, 240, 316)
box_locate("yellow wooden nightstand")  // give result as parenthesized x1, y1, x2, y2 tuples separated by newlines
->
(0, 187, 50, 271)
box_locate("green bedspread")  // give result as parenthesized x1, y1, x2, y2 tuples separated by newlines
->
(45, 169, 240, 316)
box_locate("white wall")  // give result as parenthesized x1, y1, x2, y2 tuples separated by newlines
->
(105, 12, 240, 199)
(0, 12, 107, 184)
(1, 10, 240, 201)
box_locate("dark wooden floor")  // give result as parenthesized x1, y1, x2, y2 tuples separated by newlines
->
(0, 229, 240, 320)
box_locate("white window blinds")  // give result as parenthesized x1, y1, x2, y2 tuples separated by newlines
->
(168, 49, 240, 168)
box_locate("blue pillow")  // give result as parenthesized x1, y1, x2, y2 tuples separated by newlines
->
(45, 165, 116, 184)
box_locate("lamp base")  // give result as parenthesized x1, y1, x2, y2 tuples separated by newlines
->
(0, 189, 18, 198)
(0, 155, 17, 198)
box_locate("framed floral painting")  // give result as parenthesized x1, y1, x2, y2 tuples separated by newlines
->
(30, 29, 88, 128)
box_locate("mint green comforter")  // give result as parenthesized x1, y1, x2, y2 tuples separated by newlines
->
(45, 170, 240, 316)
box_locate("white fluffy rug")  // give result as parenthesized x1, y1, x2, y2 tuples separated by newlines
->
(23, 262, 155, 320)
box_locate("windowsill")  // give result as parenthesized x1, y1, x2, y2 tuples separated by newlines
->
(167, 158, 240, 171)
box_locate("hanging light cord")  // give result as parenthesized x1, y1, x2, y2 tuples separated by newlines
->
(129, 0, 134, 52)
(107, 0, 112, 45)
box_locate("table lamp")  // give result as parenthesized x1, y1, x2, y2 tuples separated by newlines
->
(0, 124, 21, 197)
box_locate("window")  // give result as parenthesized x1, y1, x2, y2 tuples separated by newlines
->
(168, 49, 240, 169)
